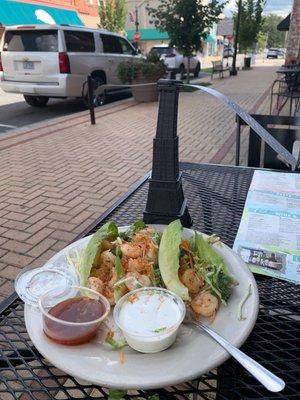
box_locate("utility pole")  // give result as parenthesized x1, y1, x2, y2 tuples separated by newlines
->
(135, 5, 139, 33)
(134, 0, 147, 33)
(231, 0, 242, 76)
(133, 1, 147, 47)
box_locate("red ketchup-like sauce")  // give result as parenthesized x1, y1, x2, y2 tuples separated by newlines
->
(43, 296, 105, 345)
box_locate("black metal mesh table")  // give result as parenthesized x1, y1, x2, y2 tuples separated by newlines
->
(1, 163, 299, 400)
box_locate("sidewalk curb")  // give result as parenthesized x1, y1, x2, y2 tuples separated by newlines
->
(0, 98, 138, 151)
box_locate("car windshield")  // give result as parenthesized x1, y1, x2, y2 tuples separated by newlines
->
(151, 47, 174, 55)
(3, 30, 58, 52)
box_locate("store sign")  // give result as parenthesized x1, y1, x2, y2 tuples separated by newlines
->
(217, 19, 234, 36)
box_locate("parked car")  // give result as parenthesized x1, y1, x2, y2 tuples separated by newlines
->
(150, 45, 201, 78)
(267, 48, 285, 59)
(0, 24, 140, 107)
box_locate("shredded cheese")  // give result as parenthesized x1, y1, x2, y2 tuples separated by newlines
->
(118, 351, 125, 364)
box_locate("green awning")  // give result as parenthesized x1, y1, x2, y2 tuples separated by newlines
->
(126, 28, 216, 43)
(204, 34, 216, 43)
(0, 0, 84, 26)
(126, 28, 169, 41)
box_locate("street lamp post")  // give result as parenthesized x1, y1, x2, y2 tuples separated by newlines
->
(133, 1, 147, 47)
(231, 0, 242, 76)
(135, 5, 139, 33)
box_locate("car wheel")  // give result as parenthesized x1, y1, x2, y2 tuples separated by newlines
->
(179, 64, 185, 80)
(93, 75, 106, 106)
(23, 95, 49, 107)
(83, 75, 106, 108)
(194, 63, 200, 78)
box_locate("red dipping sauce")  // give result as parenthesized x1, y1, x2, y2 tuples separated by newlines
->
(43, 296, 106, 345)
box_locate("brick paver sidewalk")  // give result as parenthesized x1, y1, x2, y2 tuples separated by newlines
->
(0, 65, 277, 301)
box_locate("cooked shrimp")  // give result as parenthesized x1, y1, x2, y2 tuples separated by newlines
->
(89, 276, 115, 303)
(131, 230, 158, 263)
(89, 277, 103, 294)
(125, 257, 153, 276)
(102, 285, 115, 304)
(180, 269, 204, 294)
(125, 272, 151, 291)
(91, 250, 115, 282)
(100, 250, 115, 267)
(120, 243, 143, 259)
(191, 292, 219, 317)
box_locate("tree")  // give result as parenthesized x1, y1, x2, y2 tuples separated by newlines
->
(257, 31, 267, 51)
(237, 0, 265, 54)
(98, 0, 126, 34)
(147, 0, 225, 83)
(261, 14, 286, 48)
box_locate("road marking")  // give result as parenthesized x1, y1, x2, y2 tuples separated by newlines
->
(0, 123, 17, 129)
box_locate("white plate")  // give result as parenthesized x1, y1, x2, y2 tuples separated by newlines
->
(25, 226, 259, 390)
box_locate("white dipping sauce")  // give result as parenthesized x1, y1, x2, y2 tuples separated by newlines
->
(114, 288, 185, 353)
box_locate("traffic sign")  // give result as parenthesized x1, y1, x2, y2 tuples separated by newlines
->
(133, 31, 141, 41)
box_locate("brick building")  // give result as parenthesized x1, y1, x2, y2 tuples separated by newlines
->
(28, 1, 100, 27)
(125, 0, 169, 53)
(125, 0, 219, 55)
(285, 0, 300, 63)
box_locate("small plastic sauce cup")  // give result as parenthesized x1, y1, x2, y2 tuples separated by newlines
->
(113, 287, 186, 353)
(38, 285, 110, 345)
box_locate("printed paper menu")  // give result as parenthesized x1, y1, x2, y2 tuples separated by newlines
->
(233, 170, 300, 284)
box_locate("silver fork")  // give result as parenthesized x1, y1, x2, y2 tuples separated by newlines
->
(184, 313, 285, 392)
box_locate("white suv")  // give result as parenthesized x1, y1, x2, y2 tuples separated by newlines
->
(150, 45, 201, 79)
(0, 25, 139, 107)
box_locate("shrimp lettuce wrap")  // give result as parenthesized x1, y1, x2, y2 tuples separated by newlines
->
(159, 220, 236, 320)
(79, 220, 160, 304)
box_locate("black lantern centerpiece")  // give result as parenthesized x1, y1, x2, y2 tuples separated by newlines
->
(143, 79, 192, 227)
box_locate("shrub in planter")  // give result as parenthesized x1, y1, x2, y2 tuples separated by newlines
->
(117, 53, 167, 102)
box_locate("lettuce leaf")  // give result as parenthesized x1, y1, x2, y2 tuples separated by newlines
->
(113, 246, 127, 302)
(151, 231, 162, 246)
(105, 334, 127, 350)
(193, 232, 235, 304)
(108, 389, 127, 400)
(80, 221, 118, 286)
(158, 219, 189, 301)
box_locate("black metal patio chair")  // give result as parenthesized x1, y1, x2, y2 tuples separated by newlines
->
(236, 114, 300, 170)
(270, 66, 300, 116)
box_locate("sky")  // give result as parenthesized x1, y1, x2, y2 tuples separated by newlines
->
(224, 0, 293, 18)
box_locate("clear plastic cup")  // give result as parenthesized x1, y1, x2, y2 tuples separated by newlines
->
(114, 287, 186, 353)
(38, 285, 110, 345)
(15, 264, 79, 307)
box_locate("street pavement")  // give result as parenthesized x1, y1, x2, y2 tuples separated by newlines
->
(0, 61, 281, 301)
(0, 90, 132, 135)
